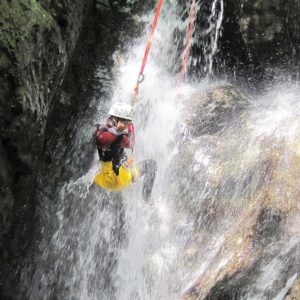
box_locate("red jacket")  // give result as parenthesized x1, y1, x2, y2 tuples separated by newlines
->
(95, 123, 135, 149)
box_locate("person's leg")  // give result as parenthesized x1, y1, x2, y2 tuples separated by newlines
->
(94, 162, 117, 190)
(136, 159, 157, 202)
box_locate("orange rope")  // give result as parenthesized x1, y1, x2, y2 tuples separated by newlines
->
(131, 0, 164, 106)
(176, 0, 196, 87)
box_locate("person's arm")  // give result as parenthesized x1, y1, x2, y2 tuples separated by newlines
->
(95, 127, 118, 147)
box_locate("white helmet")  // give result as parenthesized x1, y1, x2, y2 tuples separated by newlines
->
(108, 102, 133, 121)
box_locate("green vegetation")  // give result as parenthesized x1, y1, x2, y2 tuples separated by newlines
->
(0, 0, 54, 62)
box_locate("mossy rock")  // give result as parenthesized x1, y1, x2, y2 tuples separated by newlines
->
(184, 84, 250, 136)
(0, 0, 54, 61)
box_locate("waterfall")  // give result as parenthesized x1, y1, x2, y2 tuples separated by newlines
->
(94, 2, 225, 297)
(20, 0, 300, 298)
(26, 1, 300, 300)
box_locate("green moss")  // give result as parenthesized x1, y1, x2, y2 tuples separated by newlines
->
(0, 0, 55, 60)
(0, 52, 9, 69)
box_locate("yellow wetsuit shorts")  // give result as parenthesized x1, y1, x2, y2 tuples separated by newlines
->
(94, 161, 140, 191)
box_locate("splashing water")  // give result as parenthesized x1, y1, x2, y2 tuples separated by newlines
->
(22, 2, 210, 299)
(22, 1, 300, 300)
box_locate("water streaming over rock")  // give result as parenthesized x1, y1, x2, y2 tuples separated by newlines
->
(174, 83, 300, 299)
(20, 1, 300, 299)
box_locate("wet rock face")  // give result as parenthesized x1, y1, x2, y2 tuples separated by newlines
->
(286, 279, 300, 300)
(0, 0, 148, 297)
(238, 0, 300, 66)
(191, 0, 300, 80)
(0, 0, 92, 296)
(239, 1, 282, 45)
(184, 85, 249, 136)
(15, 2, 147, 299)
(170, 85, 300, 299)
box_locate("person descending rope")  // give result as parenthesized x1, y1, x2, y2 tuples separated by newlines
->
(93, 102, 157, 202)
(93, 0, 163, 201)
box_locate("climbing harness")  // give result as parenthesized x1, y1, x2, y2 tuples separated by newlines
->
(131, 0, 164, 106)
(177, 0, 197, 86)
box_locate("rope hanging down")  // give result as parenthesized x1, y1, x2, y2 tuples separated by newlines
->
(131, 0, 164, 106)
(176, 0, 196, 87)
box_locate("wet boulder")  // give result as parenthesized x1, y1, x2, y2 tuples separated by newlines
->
(286, 279, 300, 300)
(183, 84, 250, 136)
(168, 85, 300, 299)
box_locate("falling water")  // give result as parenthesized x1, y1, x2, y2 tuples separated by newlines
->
(207, 0, 224, 74)
(189, 0, 224, 76)
(21, 1, 300, 299)
(22, 1, 214, 299)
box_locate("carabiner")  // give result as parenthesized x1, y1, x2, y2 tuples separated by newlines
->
(138, 73, 145, 83)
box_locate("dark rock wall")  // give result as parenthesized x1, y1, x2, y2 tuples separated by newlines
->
(239, 0, 300, 67)
(190, 0, 300, 84)
(230, 0, 300, 78)
(0, 0, 149, 297)
(0, 0, 93, 297)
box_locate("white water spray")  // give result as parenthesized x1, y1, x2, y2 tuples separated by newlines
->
(108, 2, 224, 299)
(25, 1, 285, 300)
(22, 1, 300, 299)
